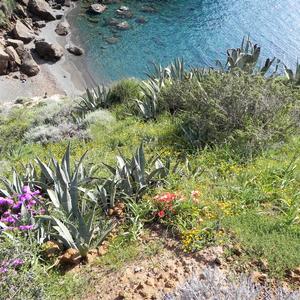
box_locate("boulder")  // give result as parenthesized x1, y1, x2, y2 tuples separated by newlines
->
(20, 50, 40, 76)
(34, 20, 46, 28)
(89, 4, 107, 14)
(28, 0, 56, 21)
(5, 46, 21, 65)
(116, 6, 133, 18)
(0, 47, 10, 75)
(66, 45, 84, 56)
(116, 21, 129, 30)
(17, 0, 29, 6)
(55, 20, 70, 36)
(6, 38, 25, 50)
(14, 4, 28, 18)
(35, 40, 64, 61)
(12, 20, 35, 44)
(63, 0, 71, 7)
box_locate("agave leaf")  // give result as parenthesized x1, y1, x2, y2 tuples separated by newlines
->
(47, 189, 60, 208)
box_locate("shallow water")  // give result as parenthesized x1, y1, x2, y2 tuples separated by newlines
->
(73, 0, 300, 83)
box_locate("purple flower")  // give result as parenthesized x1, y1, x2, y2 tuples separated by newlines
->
(0, 267, 8, 273)
(12, 201, 23, 213)
(18, 225, 34, 231)
(0, 198, 14, 211)
(11, 259, 24, 268)
(18, 193, 33, 202)
(0, 216, 16, 224)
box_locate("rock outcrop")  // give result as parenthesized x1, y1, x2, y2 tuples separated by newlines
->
(0, 47, 10, 75)
(20, 51, 40, 76)
(89, 4, 107, 14)
(12, 20, 35, 44)
(66, 45, 84, 56)
(35, 40, 64, 61)
(28, 0, 56, 21)
(55, 20, 70, 36)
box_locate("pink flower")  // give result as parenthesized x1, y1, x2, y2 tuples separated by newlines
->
(157, 210, 165, 218)
(191, 190, 200, 198)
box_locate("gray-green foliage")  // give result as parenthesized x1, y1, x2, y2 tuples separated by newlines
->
(76, 85, 112, 114)
(160, 72, 298, 155)
(94, 143, 169, 210)
(222, 36, 279, 76)
(36, 144, 112, 257)
(284, 60, 300, 86)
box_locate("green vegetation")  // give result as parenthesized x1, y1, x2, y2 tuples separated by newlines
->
(1, 38, 300, 298)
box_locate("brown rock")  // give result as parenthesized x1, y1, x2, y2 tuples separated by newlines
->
(28, 0, 56, 21)
(20, 50, 40, 76)
(251, 271, 268, 283)
(35, 40, 64, 61)
(12, 20, 35, 44)
(59, 248, 81, 265)
(55, 20, 70, 36)
(0, 47, 9, 75)
(89, 4, 107, 14)
(5, 46, 21, 65)
(6, 38, 25, 50)
(66, 45, 84, 56)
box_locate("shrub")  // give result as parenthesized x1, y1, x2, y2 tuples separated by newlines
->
(159, 72, 299, 155)
(24, 123, 88, 144)
(109, 79, 142, 105)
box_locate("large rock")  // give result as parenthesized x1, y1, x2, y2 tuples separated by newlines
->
(5, 46, 21, 65)
(0, 47, 10, 75)
(28, 0, 56, 21)
(35, 40, 64, 61)
(55, 20, 70, 36)
(6, 38, 25, 50)
(12, 20, 35, 44)
(89, 4, 106, 14)
(66, 45, 84, 56)
(20, 50, 40, 76)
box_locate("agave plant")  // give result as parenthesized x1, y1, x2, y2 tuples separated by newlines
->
(0, 163, 38, 197)
(284, 61, 300, 85)
(35, 144, 92, 216)
(219, 36, 279, 76)
(43, 213, 113, 258)
(76, 85, 112, 115)
(36, 144, 113, 257)
(93, 143, 168, 209)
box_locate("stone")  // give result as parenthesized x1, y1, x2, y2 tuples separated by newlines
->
(63, 0, 71, 7)
(14, 4, 28, 18)
(17, 0, 29, 6)
(55, 20, 70, 36)
(6, 38, 25, 50)
(66, 45, 84, 56)
(0, 47, 10, 75)
(116, 21, 129, 30)
(20, 50, 40, 76)
(89, 4, 107, 14)
(105, 36, 118, 44)
(116, 6, 133, 18)
(35, 40, 64, 61)
(135, 16, 147, 24)
(59, 248, 81, 265)
(34, 20, 46, 28)
(251, 271, 267, 283)
(28, 0, 56, 21)
(5, 46, 21, 65)
(12, 20, 35, 44)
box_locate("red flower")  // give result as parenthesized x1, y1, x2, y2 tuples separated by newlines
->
(157, 210, 165, 218)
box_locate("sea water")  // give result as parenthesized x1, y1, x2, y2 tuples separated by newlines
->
(72, 0, 300, 83)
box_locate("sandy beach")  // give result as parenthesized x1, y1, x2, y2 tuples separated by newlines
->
(0, 3, 92, 104)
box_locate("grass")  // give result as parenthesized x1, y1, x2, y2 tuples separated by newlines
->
(223, 212, 300, 278)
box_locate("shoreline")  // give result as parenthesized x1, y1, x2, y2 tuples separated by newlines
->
(0, 2, 96, 104)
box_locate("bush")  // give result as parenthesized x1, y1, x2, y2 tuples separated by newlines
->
(159, 72, 299, 155)
(109, 79, 142, 105)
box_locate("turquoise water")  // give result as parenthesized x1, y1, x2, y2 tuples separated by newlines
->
(72, 0, 300, 83)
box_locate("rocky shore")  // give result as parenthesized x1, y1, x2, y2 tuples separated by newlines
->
(0, 0, 87, 102)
